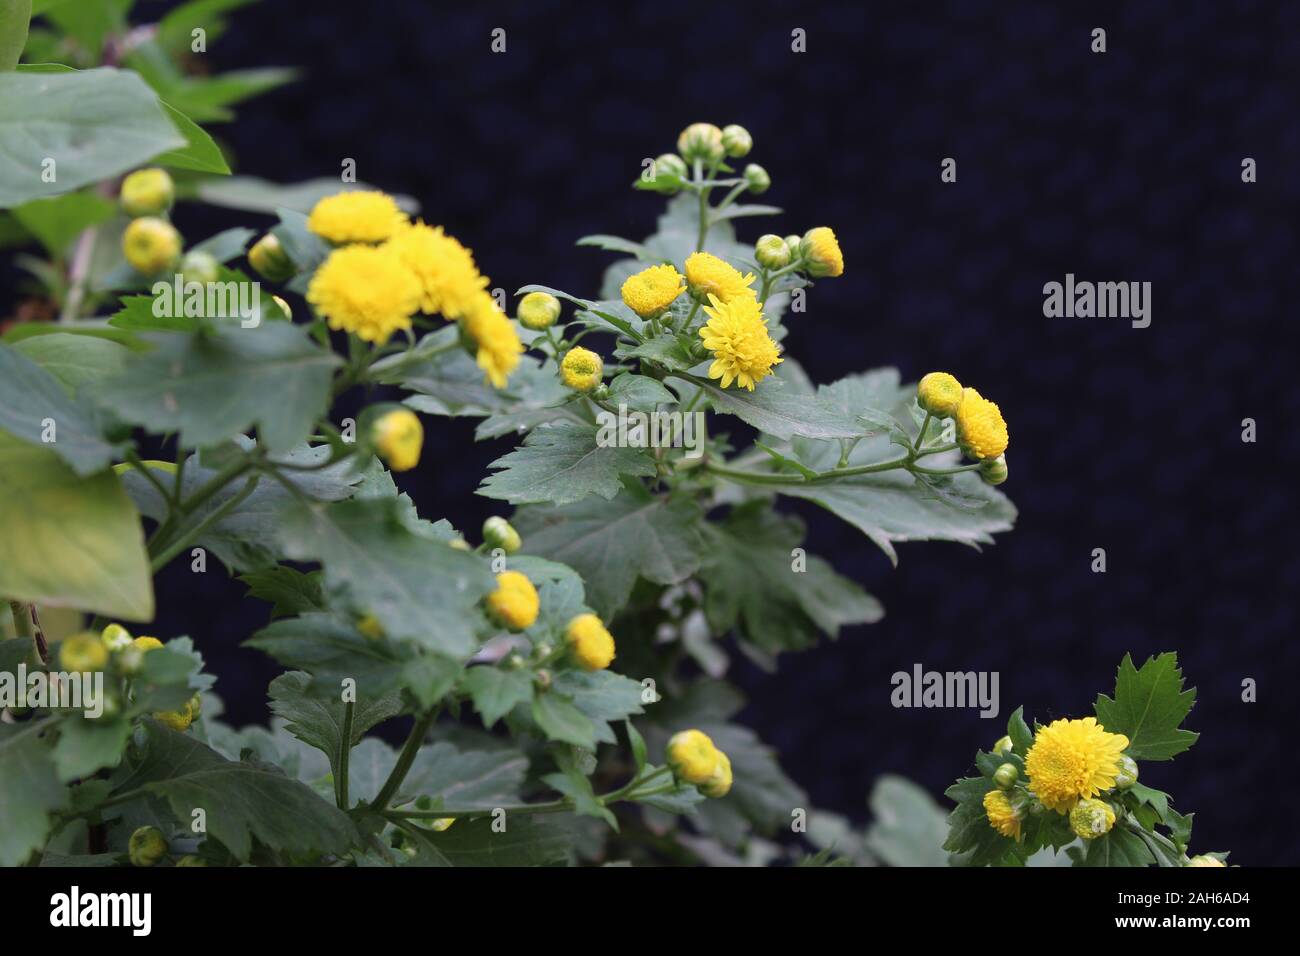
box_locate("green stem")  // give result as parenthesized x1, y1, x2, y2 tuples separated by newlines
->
(914, 411, 933, 456)
(910, 462, 982, 476)
(757, 261, 801, 304)
(695, 159, 709, 251)
(8, 600, 46, 665)
(370, 709, 438, 810)
(679, 299, 701, 335)
(124, 450, 173, 504)
(336, 699, 354, 810)
(150, 475, 259, 572)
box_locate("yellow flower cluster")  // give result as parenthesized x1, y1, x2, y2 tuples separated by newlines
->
(303, 190, 522, 384)
(916, 371, 1010, 462)
(983, 789, 1023, 840)
(485, 570, 539, 631)
(92, 629, 201, 732)
(666, 729, 732, 798)
(1024, 717, 1130, 813)
(698, 293, 782, 390)
(564, 613, 616, 671)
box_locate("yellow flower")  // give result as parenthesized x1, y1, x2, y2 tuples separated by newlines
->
(122, 217, 181, 275)
(955, 387, 1009, 460)
(371, 408, 423, 472)
(565, 613, 616, 671)
(666, 729, 720, 785)
(1069, 798, 1117, 840)
(153, 699, 195, 732)
(119, 168, 174, 217)
(800, 226, 844, 278)
(620, 264, 685, 318)
(383, 221, 489, 319)
(917, 372, 964, 418)
(517, 291, 562, 330)
(983, 789, 1023, 840)
(1187, 855, 1226, 867)
(1025, 717, 1130, 813)
(698, 293, 782, 390)
(59, 633, 108, 673)
(560, 347, 603, 392)
(307, 244, 421, 344)
(461, 291, 524, 388)
(307, 190, 408, 244)
(684, 251, 756, 304)
(700, 750, 733, 798)
(486, 570, 539, 631)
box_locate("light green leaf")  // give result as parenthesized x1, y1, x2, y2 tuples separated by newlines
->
(478, 424, 656, 506)
(0, 432, 152, 619)
(552, 670, 646, 745)
(677, 373, 866, 440)
(196, 176, 418, 216)
(52, 716, 131, 782)
(575, 234, 649, 257)
(401, 741, 529, 811)
(1094, 652, 1199, 761)
(542, 767, 617, 828)
(12, 332, 127, 395)
(607, 371, 675, 410)
(0, 723, 66, 866)
(462, 666, 534, 728)
(531, 691, 596, 749)
(154, 100, 230, 174)
(11, 190, 115, 255)
(191, 226, 254, 262)
(863, 775, 950, 867)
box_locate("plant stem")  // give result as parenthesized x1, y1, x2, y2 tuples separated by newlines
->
(336, 699, 354, 810)
(370, 708, 438, 810)
(149, 475, 260, 572)
(8, 600, 47, 665)
(694, 159, 709, 250)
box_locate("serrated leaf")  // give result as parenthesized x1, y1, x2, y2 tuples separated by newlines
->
(1081, 824, 1156, 867)
(863, 775, 950, 867)
(462, 666, 534, 728)
(531, 691, 596, 749)
(552, 670, 646, 745)
(607, 371, 676, 411)
(12, 332, 128, 395)
(403, 816, 570, 867)
(0, 724, 67, 866)
(1094, 653, 1199, 760)
(239, 566, 325, 619)
(678, 373, 866, 440)
(1007, 706, 1034, 756)
(479, 424, 656, 506)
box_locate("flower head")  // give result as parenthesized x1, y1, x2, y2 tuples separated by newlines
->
(372, 408, 423, 472)
(486, 570, 539, 631)
(518, 291, 561, 330)
(560, 346, 604, 392)
(955, 387, 1009, 460)
(307, 190, 408, 244)
(677, 122, 724, 163)
(917, 371, 964, 418)
(120, 168, 174, 217)
(698, 293, 782, 390)
(983, 789, 1023, 840)
(666, 729, 722, 785)
(684, 252, 756, 304)
(565, 613, 616, 671)
(800, 226, 844, 278)
(621, 264, 685, 318)
(383, 221, 488, 319)
(1069, 797, 1117, 840)
(307, 245, 420, 344)
(461, 291, 523, 388)
(59, 633, 108, 673)
(123, 217, 181, 275)
(1025, 716, 1130, 813)
(721, 124, 753, 158)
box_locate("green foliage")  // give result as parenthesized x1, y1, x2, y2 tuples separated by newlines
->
(1094, 652, 1199, 760)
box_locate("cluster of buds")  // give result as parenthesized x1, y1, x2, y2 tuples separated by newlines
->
(916, 371, 1010, 485)
(666, 728, 732, 798)
(643, 122, 769, 197)
(56, 625, 202, 731)
(753, 227, 845, 279)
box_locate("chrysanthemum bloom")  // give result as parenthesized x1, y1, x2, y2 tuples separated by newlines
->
(1187, 855, 1226, 867)
(460, 291, 523, 388)
(684, 251, 756, 304)
(517, 291, 561, 330)
(699, 750, 733, 798)
(983, 789, 1023, 840)
(621, 264, 685, 318)
(371, 408, 423, 472)
(1068, 798, 1117, 840)
(677, 122, 724, 163)
(666, 729, 721, 785)
(800, 226, 844, 278)
(307, 245, 421, 344)
(485, 570, 539, 631)
(122, 217, 181, 274)
(307, 190, 408, 244)
(59, 634, 108, 673)
(560, 346, 604, 392)
(698, 293, 783, 390)
(917, 371, 964, 418)
(955, 387, 1009, 460)
(565, 613, 616, 671)
(1025, 716, 1130, 813)
(383, 221, 488, 319)
(119, 168, 174, 217)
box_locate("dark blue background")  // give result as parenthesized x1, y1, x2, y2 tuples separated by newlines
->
(63, 1, 1300, 863)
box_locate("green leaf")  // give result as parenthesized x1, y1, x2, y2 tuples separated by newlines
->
(607, 371, 676, 410)
(197, 176, 418, 216)
(531, 690, 596, 749)
(462, 666, 534, 728)
(478, 424, 656, 506)
(542, 767, 618, 828)
(1094, 652, 1199, 760)
(92, 322, 341, 454)
(863, 775, 950, 867)
(0, 431, 153, 619)
(0, 723, 66, 866)
(514, 493, 705, 618)
(111, 721, 357, 862)
(626, 719, 647, 774)
(575, 234, 649, 257)
(552, 669, 647, 745)
(0, 67, 186, 207)
(12, 332, 127, 395)
(191, 226, 254, 263)
(51, 715, 131, 782)
(275, 497, 496, 658)
(268, 671, 401, 789)
(154, 100, 230, 174)
(402, 741, 529, 811)
(239, 566, 325, 619)
(678, 373, 866, 440)
(403, 816, 570, 866)
(1007, 705, 1034, 756)
(0, 340, 119, 474)
(11, 190, 115, 255)
(1080, 824, 1156, 867)
(943, 774, 1020, 866)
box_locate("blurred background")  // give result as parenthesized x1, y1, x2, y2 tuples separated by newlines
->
(8, 0, 1298, 863)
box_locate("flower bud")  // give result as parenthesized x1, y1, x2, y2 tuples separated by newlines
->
(979, 454, 1009, 486)
(486, 570, 540, 631)
(448, 537, 472, 552)
(247, 232, 294, 283)
(560, 347, 603, 392)
(272, 295, 292, 320)
(653, 153, 688, 183)
(1114, 754, 1138, 790)
(1069, 798, 1116, 840)
(677, 122, 725, 164)
(721, 124, 753, 158)
(534, 641, 554, 661)
(666, 729, 721, 786)
(993, 763, 1018, 790)
(564, 613, 616, 671)
(128, 826, 169, 867)
(917, 371, 964, 418)
(754, 234, 791, 270)
(119, 168, 174, 217)
(122, 217, 181, 275)
(742, 163, 771, 194)
(371, 407, 423, 472)
(59, 633, 108, 673)
(118, 635, 163, 676)
(517, 291, 561, 330)
(175, 855, 207, 867)
(506, 653, 526, 670)
(783, 234, 802, 260)
(535, 668, 552, 690)
(100, 623, 133, 651)
(1187, 854, 1226, 867)
(620, 264, 685, 319)
(482, 516, 522, 554)
(991, 735, 1013, 756)
(800, 226, 844, 278)
(180, 250, 220, 286)
(699, 749, 733, 798)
